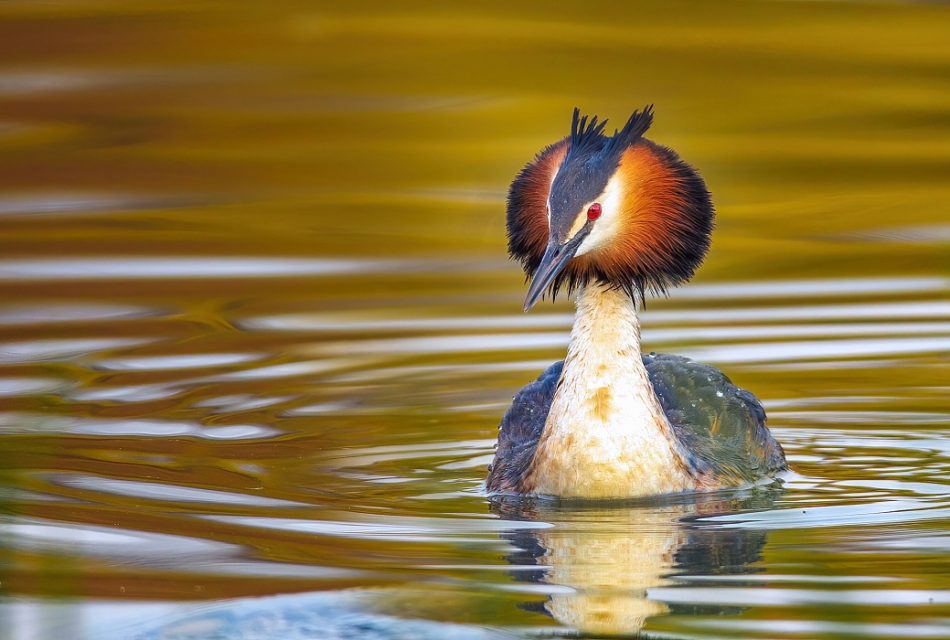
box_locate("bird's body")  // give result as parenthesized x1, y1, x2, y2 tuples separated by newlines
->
(487, 107, 786, 499)
(487, 283, 785, 498)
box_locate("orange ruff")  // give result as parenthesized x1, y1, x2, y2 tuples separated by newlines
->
(510, 140, 701, 292)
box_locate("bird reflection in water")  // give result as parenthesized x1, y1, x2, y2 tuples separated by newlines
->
(491, 489, 780, 636)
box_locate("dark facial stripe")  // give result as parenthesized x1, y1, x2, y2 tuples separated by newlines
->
(549, 107, 654, 244)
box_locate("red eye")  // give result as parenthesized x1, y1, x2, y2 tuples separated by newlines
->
(587, 203, 602, 220)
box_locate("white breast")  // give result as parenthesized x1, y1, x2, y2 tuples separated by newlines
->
(525, 284, 696, 498)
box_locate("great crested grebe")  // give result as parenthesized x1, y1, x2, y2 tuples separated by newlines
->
(487, 106, 786, 499)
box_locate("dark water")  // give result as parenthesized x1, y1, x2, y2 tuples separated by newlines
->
(0, 2, 948, 638)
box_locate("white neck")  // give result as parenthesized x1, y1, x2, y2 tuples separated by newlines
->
(526, 283, 695, 498)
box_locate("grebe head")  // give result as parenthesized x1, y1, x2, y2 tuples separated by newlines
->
(507, 106, 714, 310)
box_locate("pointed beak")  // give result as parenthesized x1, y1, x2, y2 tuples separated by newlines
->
(523, 230, 589, 311)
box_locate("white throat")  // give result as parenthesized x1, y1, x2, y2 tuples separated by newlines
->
(526, 283, 695, 498)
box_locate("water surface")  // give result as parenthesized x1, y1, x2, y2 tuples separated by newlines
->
(0, 1, 948, 639)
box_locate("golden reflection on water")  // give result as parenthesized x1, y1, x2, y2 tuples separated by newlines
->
(491, 492, 779, 636)
(0, 1, 948, 639)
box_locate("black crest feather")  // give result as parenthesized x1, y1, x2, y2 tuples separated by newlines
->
(604, 105, 654, 159)
(567, 107, 610, 160)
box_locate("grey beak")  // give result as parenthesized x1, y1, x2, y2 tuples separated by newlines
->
(523, 229, 590, 311)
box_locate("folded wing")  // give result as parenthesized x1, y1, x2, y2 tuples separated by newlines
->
(644, 353, 786, 485)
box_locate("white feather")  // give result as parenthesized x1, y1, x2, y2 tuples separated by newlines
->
(526, 283, 695, 498)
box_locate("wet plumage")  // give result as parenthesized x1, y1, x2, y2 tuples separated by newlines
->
(645, 353, 785, 484)
(487, 106, 787, 498)
(486, 355, 785, 494)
